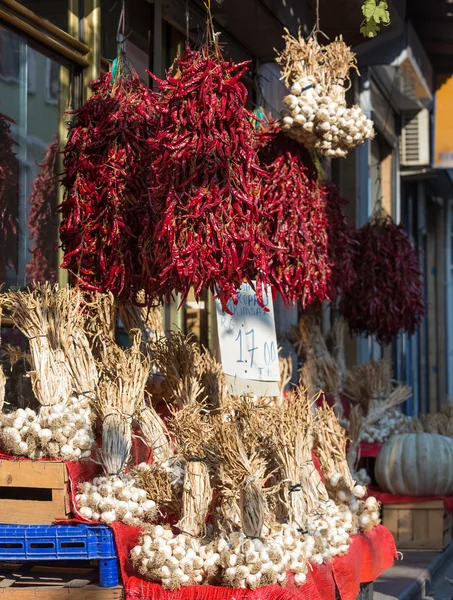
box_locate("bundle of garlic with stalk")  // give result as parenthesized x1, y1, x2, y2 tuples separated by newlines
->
(263, 390, 355, 562)
(94, 330, 149, 476)
(0, 285, 98, 460)
(131, 525, 217, 589)
(4, 285, 76, 415)
(225, 398, 313, 578)
(344, 362, 412, 477)
(356, 406, 412, 443)
(316, 403, 363, 503)
(135, 396, 174, 465)
(150, 331, 204, 408)
(315, 403, 380, 533)
(134, 461, 184, 517)
(291, 315, 342, 416)
(119, 291, 164, 349)
(277, 30, 374, 157)
(208, 404, 300, 588)
(76, 472, 157, 525)
(0, 395, 95, 460)
(132, 403, 214, 587)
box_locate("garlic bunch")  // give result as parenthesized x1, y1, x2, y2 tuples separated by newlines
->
(328, 472, 366, 507)
(353, 468, 372, 487)
(360, 407, 412, 443)
(305, 500, 354, 561)
(131, 525, 218, 589)
(357, 496, 381, 533)
(76, 473, 157, 526)
(281, 86, 374, 157)
(0, 395, 95, 460)
(215, 531, 290, 588)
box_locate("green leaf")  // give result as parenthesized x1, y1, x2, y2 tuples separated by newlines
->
(362, 0, 376, 19)
(360, 17, 378, 37)
(374, 2, 390, 24)
(361, 0, 390, 37)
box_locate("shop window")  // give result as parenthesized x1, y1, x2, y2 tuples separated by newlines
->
(44, 58, 59, 104)
(0, 22, 67, 289)
(0, 27, 35, 92)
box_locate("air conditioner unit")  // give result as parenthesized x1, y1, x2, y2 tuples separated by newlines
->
(400, 109, 430, 167)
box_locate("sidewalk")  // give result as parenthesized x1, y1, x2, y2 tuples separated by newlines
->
(373, 543, 453, 599)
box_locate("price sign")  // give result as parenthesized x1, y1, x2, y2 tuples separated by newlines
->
(215, 282, 280, 396)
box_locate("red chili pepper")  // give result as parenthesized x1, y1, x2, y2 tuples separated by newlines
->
(58, 61, 158, 303)
(340, 209, 426, 344)
(147, 44, 271, 312)
(0, 112, 19, 280)
(255, 124, 331, 307)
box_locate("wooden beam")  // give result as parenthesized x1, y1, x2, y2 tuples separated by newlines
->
(0, 0, 90, 54)
(0, 7, 89, 66)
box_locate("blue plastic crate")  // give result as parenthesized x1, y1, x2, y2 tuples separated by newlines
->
(0, 524, 118, 587)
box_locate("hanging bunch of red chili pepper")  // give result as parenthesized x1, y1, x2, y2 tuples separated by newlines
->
(256, 125, 331, 307)
(340, 209, 425, 345)
(26, 136, 59, 284)
(147, 45, 270, 310)
(0, 112, 19, 279)
(59, 55, 157, 302)
(322, 182, 358, 300)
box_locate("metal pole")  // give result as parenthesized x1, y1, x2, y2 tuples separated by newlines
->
(356, 66, 372, 365)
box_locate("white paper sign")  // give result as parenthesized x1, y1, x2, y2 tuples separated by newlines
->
(215, 282, 280, 396)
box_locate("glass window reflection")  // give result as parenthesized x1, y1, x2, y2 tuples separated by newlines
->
(0, 24, 66, 288)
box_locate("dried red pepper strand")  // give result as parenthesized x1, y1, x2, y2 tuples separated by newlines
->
(340, 209, 426, 345)
(321, 182, 358, 300)
(256, 125, 331, 307)
(147, 44, 270, 311)
(26, 136, 59, 284)
(59, 58, 158, 304)
(0, 112, 19, 280)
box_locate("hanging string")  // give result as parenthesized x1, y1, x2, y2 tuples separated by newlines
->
(310, 0, 329, 42)
(185, 0, 190, 42)
(203, 0, 218, 51)
(112, 0, 126, 84)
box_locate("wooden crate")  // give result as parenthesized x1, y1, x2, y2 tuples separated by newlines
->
(0, 562, 123, 599)
(0, 461, 71, 524)
(382, 500, 453, 551)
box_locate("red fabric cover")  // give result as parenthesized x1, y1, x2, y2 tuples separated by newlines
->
(368, 486, 453, 513)
(116, 524, 395, 600)
(332, 525, 396, 600)
(358, 443, 383, 458)
(111, 522, 336, 600)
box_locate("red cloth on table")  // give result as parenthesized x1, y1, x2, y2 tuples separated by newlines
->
(368, 486, 453, 513)
(358, 443, 383, 458)
(112, 523, 395, 600)
(332, 525, 396, 600)
(114, 521, 336, 600)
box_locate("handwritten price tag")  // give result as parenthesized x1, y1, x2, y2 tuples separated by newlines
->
(215, 282, 280, 396)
